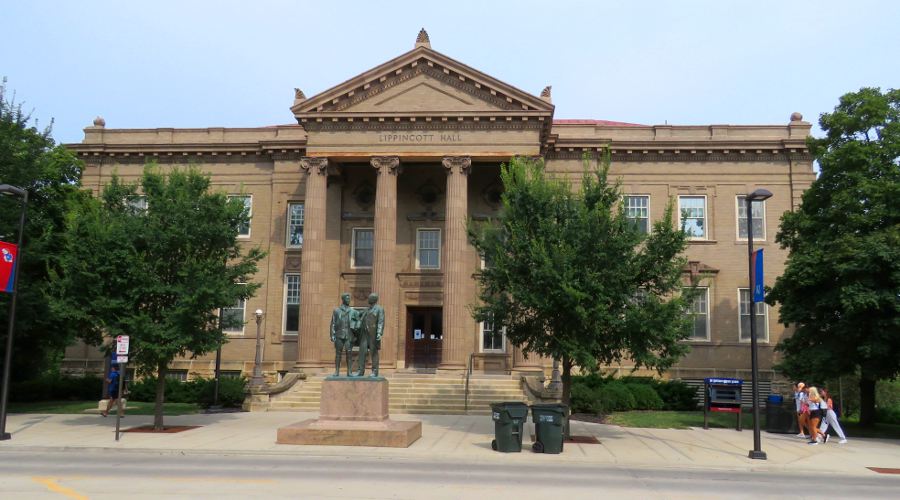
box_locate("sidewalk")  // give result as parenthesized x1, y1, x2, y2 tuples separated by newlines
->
(1, 411, 897, 476)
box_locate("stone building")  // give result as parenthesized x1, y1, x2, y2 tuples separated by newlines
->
(63, 31, 815, 390)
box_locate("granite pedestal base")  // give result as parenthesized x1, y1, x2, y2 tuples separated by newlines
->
(276, 377, 421, 448)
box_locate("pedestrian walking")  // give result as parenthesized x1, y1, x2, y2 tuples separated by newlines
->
(101, 364, 122, 417)
(794, 382, 809, 438)
(819, 388, 848, 444)
(806, 386, 826, 444)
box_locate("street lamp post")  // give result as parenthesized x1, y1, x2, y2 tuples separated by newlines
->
(746, 188, 772, 460)
(0, 184, 28, 441)
(251, 309, 264, 389)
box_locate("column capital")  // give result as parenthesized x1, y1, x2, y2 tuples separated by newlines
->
(442, 156, 472, 176)
(370, 156, 402, 176)
(300, 157, 329, 175)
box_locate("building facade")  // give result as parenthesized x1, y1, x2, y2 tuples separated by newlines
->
(63, 31, 815, 384)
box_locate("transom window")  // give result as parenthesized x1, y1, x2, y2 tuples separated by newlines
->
(286, 202, 305, 248)
(284, 274, 301, 335)
(624, 195, 650, 234)
(228, 195, 252, 237)
(480, 313, 506, 352)
(736, 196, 765, 240)
(684, 287, 710, 341)
(352, 228, 374, 269)
(739, 288, 768, 342)
(416, 229, 441, 269)
(221, 298, 246, 334)
(679, 196, 707, 240)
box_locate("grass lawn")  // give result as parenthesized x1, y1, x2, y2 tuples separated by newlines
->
(605, 411, 900, 440)
(8, 400, 202, 416)
(605, 410, 752, 430)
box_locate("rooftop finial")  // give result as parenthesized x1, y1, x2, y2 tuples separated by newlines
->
(540, 85, 552, 103)
(790, 111, 803, 122)
(415, 28, 431, 49)
(92, 116, 106, 127)
(293, 88, 306, 105)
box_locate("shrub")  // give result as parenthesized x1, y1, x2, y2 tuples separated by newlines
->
(875, 405, 900, 425)
(598, 382, 636, 413)
(655, 380, 699, 411)
(9, 375, 103, 402)
(572, 373, 612, 390)
(196, 376, 248, 408)
(570, 384, 601, 414)
(626, 383, 664, 410)
(127, 376, 202, 403)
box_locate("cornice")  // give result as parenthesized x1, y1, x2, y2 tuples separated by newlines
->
(545, 148, 811, 162)
(73, 149, 305, 165)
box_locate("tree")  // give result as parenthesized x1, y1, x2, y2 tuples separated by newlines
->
(767, 87, 900, 427)
(0, 78, 85, 379)
(468, 156, 696, 405)
(55, 166, 264, 429)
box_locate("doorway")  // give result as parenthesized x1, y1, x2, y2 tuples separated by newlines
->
(405, 307, 442, 370)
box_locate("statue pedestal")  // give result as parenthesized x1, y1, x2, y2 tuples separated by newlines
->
(277, 377, 421, 448)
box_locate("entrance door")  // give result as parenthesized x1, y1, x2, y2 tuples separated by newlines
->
(405, 307, 442, 370)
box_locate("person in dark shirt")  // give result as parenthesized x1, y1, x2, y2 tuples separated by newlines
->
(101, 364, 122, 417)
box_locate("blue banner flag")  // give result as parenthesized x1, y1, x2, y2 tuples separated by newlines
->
(751, 249, 764, 302)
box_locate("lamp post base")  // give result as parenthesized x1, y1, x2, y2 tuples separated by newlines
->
(748, 450, 767, 460)
(0, 432, 11, 440)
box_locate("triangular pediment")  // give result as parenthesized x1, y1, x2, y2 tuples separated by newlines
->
(292, 46, 554, 118)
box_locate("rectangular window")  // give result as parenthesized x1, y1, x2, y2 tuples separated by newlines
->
(229, 195, 252, 237)
(351, 228, 374, 269)
(126, 195, 147, 214)
(480, 313, 505, 352)
(685, 287, 710, 340)
(221, 298, 246, 334)
(736, 196, 765, 240)
(416, 229, 441, 269)
(624, 195, 650, 234)
(166, 370, 188, 381)
(283, 273, 301, 335)
(286, 202, 304, 248)
(739, 288, 768, 341)
(679, 196, 707, 240)
(219, 370, 243, 379)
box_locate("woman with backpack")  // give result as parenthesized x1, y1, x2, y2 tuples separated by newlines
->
(806, 387, 827, 445)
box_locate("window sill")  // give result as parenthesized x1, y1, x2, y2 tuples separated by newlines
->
(687, 240, 717, 245)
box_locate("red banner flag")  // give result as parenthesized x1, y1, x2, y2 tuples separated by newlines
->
(0, 241, 17, 293)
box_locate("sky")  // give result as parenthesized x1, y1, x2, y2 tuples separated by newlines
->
(3, 0, 898, 145)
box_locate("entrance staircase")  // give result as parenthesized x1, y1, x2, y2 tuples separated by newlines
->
(268, 373, 529, 415)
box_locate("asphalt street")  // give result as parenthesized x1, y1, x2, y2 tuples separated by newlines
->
(1, 449, 898, 499)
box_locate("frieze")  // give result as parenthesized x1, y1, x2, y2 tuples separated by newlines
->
(544, 150, 812, 162)
(76, 152, 289, 165)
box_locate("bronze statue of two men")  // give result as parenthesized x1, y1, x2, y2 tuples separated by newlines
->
(330, 292, 385, 377)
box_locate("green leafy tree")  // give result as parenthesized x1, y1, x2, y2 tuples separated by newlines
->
(469, 156, 696, 405)
(0, 78, 85, 379)
(767, 88, 900, 427)
(55, 166, 264, 429)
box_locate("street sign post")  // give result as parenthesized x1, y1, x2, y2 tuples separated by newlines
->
(114, 335, 130, 441)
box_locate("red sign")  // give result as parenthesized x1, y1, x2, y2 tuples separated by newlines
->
(0, 241, 17, 293)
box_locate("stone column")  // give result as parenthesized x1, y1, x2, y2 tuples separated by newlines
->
(438, 156, 472, 371)
(371, 156, 402, 370)
(295, 157, 329, 372)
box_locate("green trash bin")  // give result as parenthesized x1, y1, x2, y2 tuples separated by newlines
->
(491, 402, 529, 452)
(531, 403, 568, 454)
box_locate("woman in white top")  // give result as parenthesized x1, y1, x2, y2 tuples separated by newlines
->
(819, 388, 848, 444)
(794, 382, 808, 438)
(806, 387, 826, 444)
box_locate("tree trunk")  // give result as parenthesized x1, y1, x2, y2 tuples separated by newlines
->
(153, 361, 167, 431)
(561, 357, 572, 406)
(562, 357, 572, 439)
(859, 374, 876, 428)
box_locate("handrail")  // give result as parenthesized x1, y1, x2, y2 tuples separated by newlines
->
(464, 352, 475, 413)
